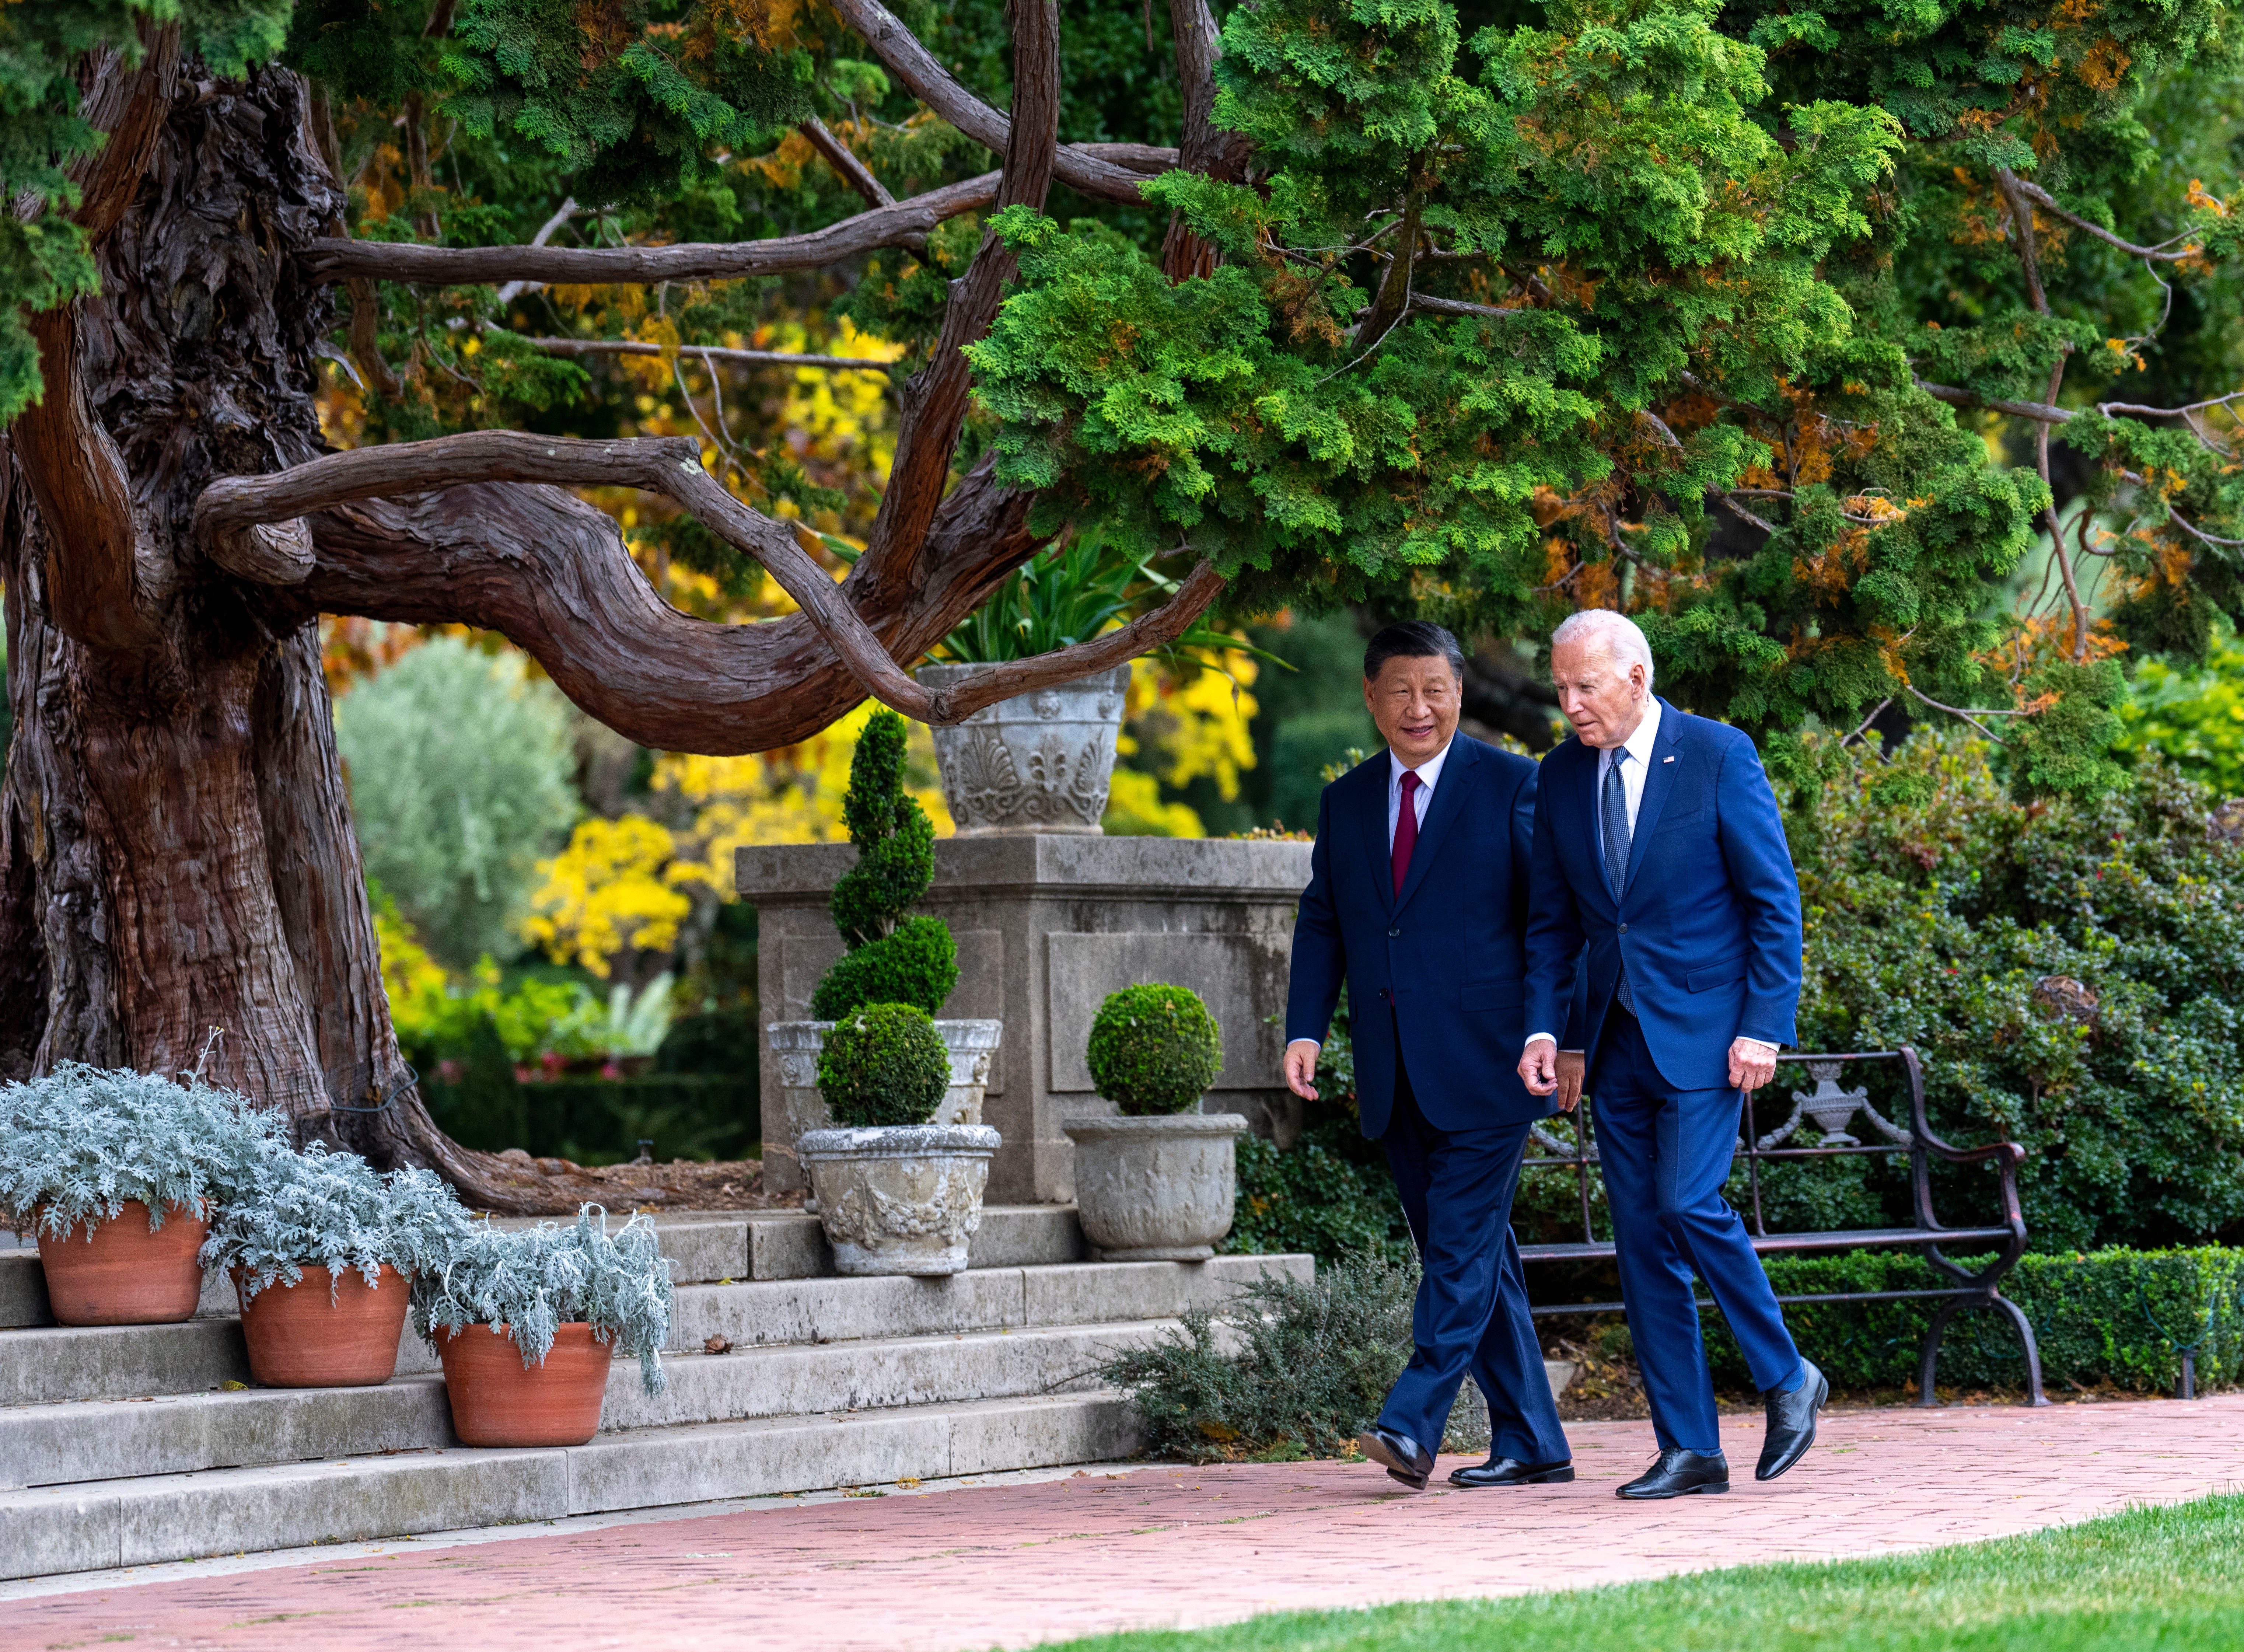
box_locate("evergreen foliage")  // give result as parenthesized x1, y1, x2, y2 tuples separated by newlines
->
(809, 710, 958, 1020)
(0, 1064, 286, 1237)
(1086, 984, 1224, 1115)
(200, 1141, 478, 1302)
(815, 1001, 951, 1128)
(410, 1206, 674, 1393)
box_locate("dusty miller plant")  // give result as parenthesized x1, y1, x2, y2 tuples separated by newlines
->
(200, 1140, 480, 1303)
(0, 1063, 286, 1239)
(410, 1206, 674, 1394)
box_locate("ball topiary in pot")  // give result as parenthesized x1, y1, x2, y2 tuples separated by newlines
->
(797, 1001, 1002, 1277)
(411, 1206, 674, 1446)
(1067, 984, 1247, 1261)
(0, 1063, 287, 1325)
(766, 711, 1001, 1198)
(201, 1141, 478, 1387)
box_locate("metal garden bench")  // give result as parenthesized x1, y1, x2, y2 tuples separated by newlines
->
(1518, 1046, 2049, 1406)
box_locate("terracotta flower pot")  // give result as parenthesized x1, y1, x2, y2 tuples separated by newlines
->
(237, 1263, 410, 1387)
(36, 1200, 208, 1326)
(437, 1321, 613, 1447)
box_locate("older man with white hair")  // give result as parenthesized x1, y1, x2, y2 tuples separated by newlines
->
(1518, 609, 1824, 1500)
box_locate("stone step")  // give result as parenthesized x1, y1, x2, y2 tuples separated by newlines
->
(0, 1205, 1087, 1329)
(0, 1255, 1311, 1405)
(2, 1320, 1165, 1489)
(0, 1390, 1140, 1581)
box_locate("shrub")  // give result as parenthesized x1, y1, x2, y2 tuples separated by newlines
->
(1098, 1254, 1418, 1461)
(1086, 984, 1223, 1115)
(0, 1064, 286, 1238)
(200, 1142, 477, 1302)
(1227, 1131, 1409, 1267)
(817, 1002, 951, 1128)
(2117, 631, 2244, 800)
(410, 1206, 674, 1394)
(1701, 1246, 2244, 1396)
(810, 710, 959, 1020)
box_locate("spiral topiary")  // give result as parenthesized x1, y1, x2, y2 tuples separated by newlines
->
(817, 1003, 952, 1128)
(810, 710, 960, 1020)
(1085, 984, 1223, 1115)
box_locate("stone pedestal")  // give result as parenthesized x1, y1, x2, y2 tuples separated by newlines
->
(738, 835, 1314, 1205)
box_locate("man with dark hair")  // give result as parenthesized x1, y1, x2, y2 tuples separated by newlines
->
(1284, 621, 1579, 1492)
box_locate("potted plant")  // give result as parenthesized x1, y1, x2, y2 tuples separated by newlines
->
(411, 1207, 673, 1447)
(796, 1002, 1001, 1276)
(0, 1063, 283, 1326)
(766, 710, 999, 1196)
(1063, 985, 1244, 1260)
(200, 1141, 476, 1387)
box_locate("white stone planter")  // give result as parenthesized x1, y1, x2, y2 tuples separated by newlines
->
(914, 663, 1129, 836)
(1060, 1112, 1248, 1261)
(765, 1019, 1002, 1197)
(796, 1124, 1001, 1276)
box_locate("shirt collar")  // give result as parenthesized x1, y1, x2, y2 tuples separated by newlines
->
(1390, 737, 1454, 794)
(1605, 696, 1662, 771)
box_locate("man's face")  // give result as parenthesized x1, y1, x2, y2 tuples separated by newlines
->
(1551, 639, 1649, 749)
(1363, 653, 1462, 768)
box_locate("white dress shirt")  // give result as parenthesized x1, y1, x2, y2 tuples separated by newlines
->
(1386, 739, 1452, 850)
(1524, 698, 1772, 1058)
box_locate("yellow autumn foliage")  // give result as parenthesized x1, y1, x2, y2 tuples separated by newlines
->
(522, 814, 693, 978)
(1118, 650, 1260, 803)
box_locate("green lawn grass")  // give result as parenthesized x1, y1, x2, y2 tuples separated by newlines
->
(1041, 1494, 2244, 1652)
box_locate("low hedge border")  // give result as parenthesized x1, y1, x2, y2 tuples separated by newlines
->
(1692, 1247, 2244, 1395)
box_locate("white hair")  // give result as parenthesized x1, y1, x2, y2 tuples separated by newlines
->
(1551, 609, 1655, 688)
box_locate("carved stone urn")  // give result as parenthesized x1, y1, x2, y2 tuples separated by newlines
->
(795, 1124, 1002, 1276)
(763, 1019, 1002, 1200)
(913, 663, 1129, 836)
(1061, 1112, 1248, 1261)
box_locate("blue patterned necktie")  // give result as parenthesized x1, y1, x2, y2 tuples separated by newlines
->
(1603, 748, 1636, 1012)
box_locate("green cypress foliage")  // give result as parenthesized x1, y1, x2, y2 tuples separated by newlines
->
(809, 710, 959, 1020)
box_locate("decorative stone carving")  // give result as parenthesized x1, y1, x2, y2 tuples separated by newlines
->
(762, 1019, 1003, 1200)
(1060, 1112, 1247, 1260)
(1757, 1060, 1912, 1149)
(796, 1124, 1001, 1276)
(915, 663, 1130, 836)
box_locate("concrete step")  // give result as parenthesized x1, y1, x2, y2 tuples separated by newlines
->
(0, 1254, 1310, 1405)
(0, 1205, 1086, 1329)
(0, 1390, 1140, 1581)
(2, 1320, 1164, 1489)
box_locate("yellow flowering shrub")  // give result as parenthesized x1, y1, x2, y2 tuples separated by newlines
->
(522, 815, 693, 978)
(1108, 650, 1261, 834)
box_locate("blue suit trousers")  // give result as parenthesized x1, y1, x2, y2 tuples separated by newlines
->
(1376, 1056, 1569, 1466)
(1592, 1007, 1800, 1453)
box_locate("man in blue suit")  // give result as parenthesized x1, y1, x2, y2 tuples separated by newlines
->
(1285, 621, 1575, 1492)
(1518, 609, 1826, 1500)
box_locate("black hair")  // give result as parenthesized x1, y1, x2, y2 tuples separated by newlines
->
(1363, 620, 1466, 681)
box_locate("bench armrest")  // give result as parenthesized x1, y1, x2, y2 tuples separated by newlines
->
(1920, 1137, 2024, 1167)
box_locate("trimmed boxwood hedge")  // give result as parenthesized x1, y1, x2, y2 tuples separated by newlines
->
(1087, 984, 1224, 1115)
(1701, 1247, 2244, 1395)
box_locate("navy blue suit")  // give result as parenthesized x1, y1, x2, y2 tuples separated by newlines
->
(1287, 736, 1572, 1466)
(1524, 699, 1806, 1452)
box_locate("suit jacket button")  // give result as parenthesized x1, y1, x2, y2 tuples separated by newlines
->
(1619, 923, 1629, 934)
(1388, 926, 1402, 937)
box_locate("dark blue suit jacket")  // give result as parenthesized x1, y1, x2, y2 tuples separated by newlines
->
(1523, 699, 1804, 1092)
(1286, 736, 1573, 1136)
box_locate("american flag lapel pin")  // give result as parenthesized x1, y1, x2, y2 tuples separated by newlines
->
(1663, 755, 1675, 763)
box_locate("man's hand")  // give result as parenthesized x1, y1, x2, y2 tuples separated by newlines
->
(1728, 1037, 1778, 1092)
(1519, 1036, 1558, 1097)
(1555, 1051, 1585, 1114)
(1284, 1038, 1321, 1101)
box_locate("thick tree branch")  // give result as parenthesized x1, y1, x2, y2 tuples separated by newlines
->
(849, 0, 1062, 617)
(58, 20, 183, 242)
(200, 432, 1222, 727)
(1916, 379, 2073, 423)
(826, 0, 1151, 205)
(301, 173, 1002, 285)
(1160, 0, 1251, 281)
(799, 117, 895, 209)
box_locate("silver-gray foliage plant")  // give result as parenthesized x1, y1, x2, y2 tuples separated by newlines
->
(410, 1207, 673, 1394)
(0, 1063, 286, 1239)
(200, 1140, 481, 1303)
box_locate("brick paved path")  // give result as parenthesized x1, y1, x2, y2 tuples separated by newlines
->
(9, 1396, 2241, 1652)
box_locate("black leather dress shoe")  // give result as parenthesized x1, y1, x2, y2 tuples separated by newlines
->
(1356, 1426, 1434, 1490)
(1448, 1456, 1574, 1488)
(1757, 1357, 1828, 1481)
(1616, 1449, 1730, 1499)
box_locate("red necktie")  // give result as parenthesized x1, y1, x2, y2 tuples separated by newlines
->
(1392, 770, 1421, 896)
